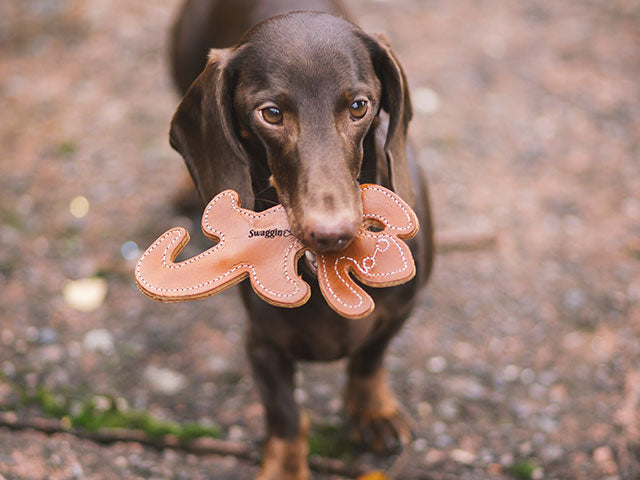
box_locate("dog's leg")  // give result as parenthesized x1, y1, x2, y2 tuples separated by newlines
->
(344, 324, 413, 453)
(247, 329, 310, 480)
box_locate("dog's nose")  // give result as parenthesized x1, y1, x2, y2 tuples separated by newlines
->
(303, 217, 358, 252)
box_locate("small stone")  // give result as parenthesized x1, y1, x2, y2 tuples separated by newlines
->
(83, 329, 114, 354)
(531, 468, 545, 480)
(38, 327, 58, 345)
(541, 443, 564, 462)
(564, 288, 585, 310)
(413, 438, 428, 452)
(69, 196, 90, 219)
(520, 368, 535, 384)
(413, 87, 441, 115)
(424, 449, 445, 464)
(25, 326, 39, 342)
(228, 425, 245, 441)
(450, 449, 477, 465)
(207, 355, 229, 373)
(121, 241, 140, 261)
(417, 401, 433, 419)
(502, 364, 521, 382)
(437, 398, 459, 420)
(426, 356, 447, 373)
(1, 329, 15, 345)
(70, 462, 84, 479)
(500, 453, 514, 466)
(593, 445, 614, 463)
(1, 361, 16, 377)
(114, 456, 128, 469)
(144, 366, 187, 395)
(63, 277, 108, 312)
(38, 345, 64, 363)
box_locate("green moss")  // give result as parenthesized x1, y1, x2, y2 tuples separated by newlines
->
(1, 208, 22, 229)
(307, 423, 358, 461)
(56, 140, 77, 156)
(34, 386, 69, 418)
(509, 460, 540, 480)
(16, 383, 222, 442)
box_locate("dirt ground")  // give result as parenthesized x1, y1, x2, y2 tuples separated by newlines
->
(1, 0, 639, 479)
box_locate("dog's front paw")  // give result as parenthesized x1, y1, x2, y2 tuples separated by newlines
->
(344, 370, 414, 453)
(256, 416, 310, 480)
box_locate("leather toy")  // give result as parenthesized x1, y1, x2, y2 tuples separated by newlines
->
(135, 184, 419, 319)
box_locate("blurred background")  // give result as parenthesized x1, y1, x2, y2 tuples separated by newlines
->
(1, 0, 639, 478)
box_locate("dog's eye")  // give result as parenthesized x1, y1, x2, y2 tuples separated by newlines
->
(261, 107, 283, 125)
(349, 100, 368, 119)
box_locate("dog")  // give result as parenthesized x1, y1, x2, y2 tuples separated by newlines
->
(169, 1, 434, 478)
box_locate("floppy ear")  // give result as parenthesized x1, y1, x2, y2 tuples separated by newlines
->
(362, 33, 415, 207)
(169, 48, 254, 208)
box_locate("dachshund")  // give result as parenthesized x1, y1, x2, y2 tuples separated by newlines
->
(169, 1, 434, 478)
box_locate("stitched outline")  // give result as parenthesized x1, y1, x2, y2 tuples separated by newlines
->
(136, 191, 303, 299)
(360, 237, 389, 273)
(137, 231, 303, 298)
(319, 254, 365, 310)
(361, 185, 414, 232)
(318, 233, 410, 310)
(137, 186, 415, 310)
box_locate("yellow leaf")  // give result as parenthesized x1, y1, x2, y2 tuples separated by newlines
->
(357, 471, 389, 480)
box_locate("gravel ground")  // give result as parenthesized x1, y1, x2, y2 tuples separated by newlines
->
(1, 0, 639, 479)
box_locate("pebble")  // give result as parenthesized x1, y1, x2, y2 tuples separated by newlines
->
(413, 438, 428, 452)
(38, 327, 58, 345)
(144, 366, 187, 395)
(228, 425, 245, 441)
(413, 87, 441, 115)
(1, 361, 16, 377)
(450, 449, 477, 465)
(531, 467, 545, 480)
(63, 277, 108, 312)
(83, 329, 114, 354)
(424, 449, 445, 465)
(437, 398, 459, 421)
(426, 356, 448, 373)
(540, 443, 564, 462)
(1, 329, 15, 345)
(206, 355, 229, 373)
(447, 376, 486, 400)
(120, 241, 140, 261)
(38, 345, 64, 363)
(564, 288, 585, 310)
(417, 401, 433, 419)
(520, 368, 536, 384)
(502, 364, 521, 382)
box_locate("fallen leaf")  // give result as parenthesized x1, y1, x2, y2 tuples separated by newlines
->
(357, 471, 389, 480)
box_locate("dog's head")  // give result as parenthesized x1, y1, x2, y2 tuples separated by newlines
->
(170, 12, 412, 252)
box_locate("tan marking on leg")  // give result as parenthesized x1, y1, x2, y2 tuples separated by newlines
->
(256, 414, 310, 480)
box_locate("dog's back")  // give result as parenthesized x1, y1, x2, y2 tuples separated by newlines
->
(171, 0, 350, 94)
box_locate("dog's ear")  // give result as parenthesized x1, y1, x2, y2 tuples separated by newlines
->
(362, 33, 415, 206)
(170, 48, 254, 208)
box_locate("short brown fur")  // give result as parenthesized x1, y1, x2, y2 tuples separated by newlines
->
(169, 1, 435, 477)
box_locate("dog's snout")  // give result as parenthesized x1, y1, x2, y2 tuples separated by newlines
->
(303, 215, 359, 252)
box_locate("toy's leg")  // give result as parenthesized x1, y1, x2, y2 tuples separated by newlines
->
(344, 321, 413, 452)
(247, 329, 310, 480)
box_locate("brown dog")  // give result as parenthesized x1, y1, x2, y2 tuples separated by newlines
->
(169, 1, 434, 478)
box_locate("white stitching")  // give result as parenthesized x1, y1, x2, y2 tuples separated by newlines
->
(135, 191, 303, 298)
(319, 254, 364, 309)
(137, 233, 303, 297)
(202, 191, 284, 234)
(361, 185, 413, 231)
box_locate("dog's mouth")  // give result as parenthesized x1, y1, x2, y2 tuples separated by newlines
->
(304, 251, 318, 276)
